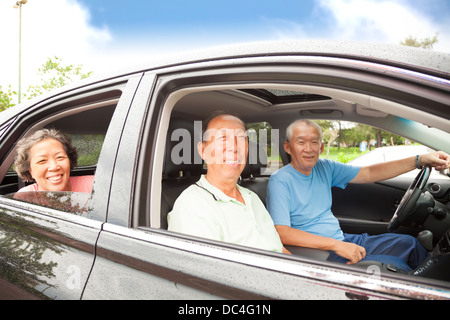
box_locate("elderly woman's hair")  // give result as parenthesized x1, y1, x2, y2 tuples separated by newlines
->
(14, 128, 78, 182)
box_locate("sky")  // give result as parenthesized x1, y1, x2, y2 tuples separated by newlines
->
(1, 0, 449, 103)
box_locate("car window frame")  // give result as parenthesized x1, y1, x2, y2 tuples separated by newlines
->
(0, 75, 142, 222)
(128, 59, 450, 297)
(139, 68, 449, 230)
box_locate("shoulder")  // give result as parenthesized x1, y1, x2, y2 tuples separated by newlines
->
(168, 183, 221, 229)
(17, 183, 38, 192)
(317, 158, 359, 187)
(172, 183, 216, 209)
(315, 158, 355, 173)
(316, 158, 337, 169)
(70, 175, 95, 192)
(269, 164, 294, 182)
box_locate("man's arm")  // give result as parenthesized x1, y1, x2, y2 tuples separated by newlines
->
(351, 151, 450, 184)
(275, 225, 366, 264)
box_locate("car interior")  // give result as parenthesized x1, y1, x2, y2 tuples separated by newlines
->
(157, 84, 450, 280)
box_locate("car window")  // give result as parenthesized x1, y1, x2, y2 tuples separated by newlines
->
(0, 95, 119, 217)
(315, 120, 428, 163)
(69, 134, 105, 167)
(321, 121, 446, 178)
(131, 58, 450, 296)
(4, 191, 93, 215)
(246, 121, 281, 175)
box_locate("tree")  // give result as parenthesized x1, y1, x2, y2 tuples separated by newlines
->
(25, 56, 92, 100)
(316, 120, 338, 158)
(0, 57, 92, 112)
(400, 33, 439, 49)
(0, 86, 17, 111)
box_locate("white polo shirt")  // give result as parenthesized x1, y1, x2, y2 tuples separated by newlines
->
(167, 175, 283, 253)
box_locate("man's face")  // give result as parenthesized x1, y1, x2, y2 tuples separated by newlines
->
(199, 115, 248, 182)
(284, 122, 324, 175)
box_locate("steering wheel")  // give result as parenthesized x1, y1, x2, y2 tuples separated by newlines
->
(388, 166, 431, 232)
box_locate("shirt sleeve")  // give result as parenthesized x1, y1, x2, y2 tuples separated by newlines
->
(330, 160, 360, 189)
(266, 175, 292, 227)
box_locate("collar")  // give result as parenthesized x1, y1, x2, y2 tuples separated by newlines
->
(196, 175, 250, 203)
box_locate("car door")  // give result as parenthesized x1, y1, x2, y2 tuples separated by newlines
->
(0, 75, 141, 299)
(82, 58, 450, 300)
(82, 71, 356, 300)
(332, 178, 409, 235)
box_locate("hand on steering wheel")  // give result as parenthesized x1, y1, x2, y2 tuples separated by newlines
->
(388, 166, 431, 232)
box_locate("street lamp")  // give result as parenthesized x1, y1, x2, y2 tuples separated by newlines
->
(13, 0, 28, 104)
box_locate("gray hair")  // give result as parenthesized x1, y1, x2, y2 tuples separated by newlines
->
(285, 119, 323, 142)
(14, 128, 78, 182)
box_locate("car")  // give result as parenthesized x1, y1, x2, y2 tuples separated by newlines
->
(0, 40, 449, 300)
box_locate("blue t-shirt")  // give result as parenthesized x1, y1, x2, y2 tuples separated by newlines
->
(266, 159, 360, 241)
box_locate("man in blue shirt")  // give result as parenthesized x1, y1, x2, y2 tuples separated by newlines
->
(267, 119, 450, 270)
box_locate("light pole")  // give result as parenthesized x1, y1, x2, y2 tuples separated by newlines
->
(13, 0, 28, 104)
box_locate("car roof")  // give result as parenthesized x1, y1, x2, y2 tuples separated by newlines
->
(1, 40, 449, 124)
(126, 40, 450, 76)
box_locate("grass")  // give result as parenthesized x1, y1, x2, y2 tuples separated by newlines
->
(266, 146, 368, 170)
(320, 147, 368, 163)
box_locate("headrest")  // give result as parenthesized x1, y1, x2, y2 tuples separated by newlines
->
(164, 118, 203, 178)
(241, 140, 267, 178)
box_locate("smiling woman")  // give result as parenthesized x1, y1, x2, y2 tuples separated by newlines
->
(14, 128, 94, 193)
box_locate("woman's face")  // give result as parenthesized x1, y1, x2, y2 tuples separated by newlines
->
(28, 138, 72, 191)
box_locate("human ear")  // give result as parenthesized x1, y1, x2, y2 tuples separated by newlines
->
(283, 141, 291, 155)
(197, 141, 205, 159)
(319, 142, 325, 154)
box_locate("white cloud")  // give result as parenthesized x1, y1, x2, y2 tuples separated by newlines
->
(0, 0, 112, 98)
(316, 0, 450, 52)
(266, 0, 450, 53)
(1, 0, 448, 106)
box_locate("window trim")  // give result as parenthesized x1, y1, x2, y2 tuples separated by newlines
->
(0, 79, 133, 220)
(147, 83, 449, 229)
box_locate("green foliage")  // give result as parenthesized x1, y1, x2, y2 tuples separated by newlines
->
(0, 56, 92, 112)
(321, 147, 368, 163)
(400, 33, 439, 49)
(25, 56, 92, 100)
(336, 150, 360, 163)
(321, 122, 405, 149)
(69, 134, 105, 167)
(0, 85, 17, 111)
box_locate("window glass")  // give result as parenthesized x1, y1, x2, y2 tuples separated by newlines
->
(5, 191, 92, 216)
(68, 134, 105, 167)
(1, 103, 117, 215)
(246, 121, 282, 175)
(316, 120, 429, 164)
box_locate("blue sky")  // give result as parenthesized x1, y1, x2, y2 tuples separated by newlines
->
(78, 0, 450, 44)
(81, 1, 318, 34)
(78, 0, 328, 48)
(1, 0, 449, 100)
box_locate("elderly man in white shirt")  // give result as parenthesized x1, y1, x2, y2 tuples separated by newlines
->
(168, 113, 287, 253)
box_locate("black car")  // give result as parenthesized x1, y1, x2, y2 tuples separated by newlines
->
(0, 40, 449, 300)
